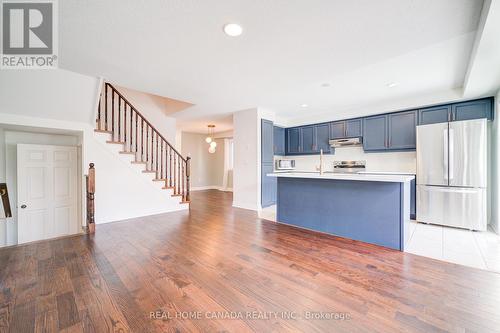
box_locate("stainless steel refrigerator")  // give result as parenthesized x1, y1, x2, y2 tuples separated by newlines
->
(416, 118, 487, 231)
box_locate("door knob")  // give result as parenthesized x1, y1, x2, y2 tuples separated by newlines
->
(20, 205, 27, 209)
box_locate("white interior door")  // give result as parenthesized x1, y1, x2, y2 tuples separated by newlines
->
(17, 144, 78, 244)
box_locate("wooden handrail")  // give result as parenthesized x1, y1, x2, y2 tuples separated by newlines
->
(103, 83, 185, 161)
(86, 163, 96, 233)
(96, 83, 191, 203)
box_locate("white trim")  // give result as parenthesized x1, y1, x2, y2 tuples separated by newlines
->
(191, 186, 219, 191)
(232, 201, 259, 211)
(490, 223, 499, 235)
(191, 186, 233, 192)
(92, 77, 104, 125)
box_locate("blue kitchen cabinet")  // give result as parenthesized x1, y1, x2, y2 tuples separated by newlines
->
(273, 126, 285, 155)
(261, 119, 274, 163)
(330, 119, 362, 139)
(315, 123, 331, 153)
(388, 110, 417, 150)
(300, 126, 316, 153)
(330, 121, 345, 139)
(452, 98, 493, 121)
(363, 115, 387, 151)
(262, 119, 276, 207)
(346, 119, 362, 137)
(286, 128, 301, 154)
(418, 105, 451, 125)
(261, 163, 276, 207)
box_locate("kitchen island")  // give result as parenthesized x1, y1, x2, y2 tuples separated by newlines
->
(267, 172, 415, 251)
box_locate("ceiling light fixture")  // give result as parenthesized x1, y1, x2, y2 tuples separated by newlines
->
(386, 82, 399, 88)
(321, 83, 331, 87)
(206, 125, 217, 153)
(223, 23, 243, 37)
(301, 104, 309, 108)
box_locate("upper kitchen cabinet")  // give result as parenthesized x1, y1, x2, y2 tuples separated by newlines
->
(286, 128, 301, 154)
(363, 115, 387, 151)
(316, 123, 331, 152)
(261, 119, 274, 163)
(364, 111, 417, 151)
(346, 119, 362, 137)
(273, 126, 285, 155)
(300, 125, 316, 154)
(418, 105, 451, 125)
(330, 121, 345, 139)
(387, 110, 417, 150)
(451, 98, 493, 121)
(329, 119, 362, 139)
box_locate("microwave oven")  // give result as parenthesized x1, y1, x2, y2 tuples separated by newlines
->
(275, 159, 295, 170)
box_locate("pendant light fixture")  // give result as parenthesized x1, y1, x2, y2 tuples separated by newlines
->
(206, 125, 216, 153)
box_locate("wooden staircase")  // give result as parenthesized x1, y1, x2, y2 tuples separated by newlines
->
(95, 83, 190, 204)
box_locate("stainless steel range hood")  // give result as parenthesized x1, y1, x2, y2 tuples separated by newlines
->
(329, 137, 362, 148)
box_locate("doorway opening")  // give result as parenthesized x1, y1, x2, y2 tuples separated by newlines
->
(0, 125, 83, 247)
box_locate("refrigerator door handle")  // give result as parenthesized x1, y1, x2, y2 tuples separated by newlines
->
(449, 128, 454, 180)
(443, 128, 448, 182)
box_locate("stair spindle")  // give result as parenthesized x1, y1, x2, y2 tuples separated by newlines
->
(97, 83, 190, 205)
(105, 84, 108, 131)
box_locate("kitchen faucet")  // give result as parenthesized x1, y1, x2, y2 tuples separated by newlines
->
(316, 149, 324, 175)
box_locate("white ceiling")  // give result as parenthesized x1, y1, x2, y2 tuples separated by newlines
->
(59, 0, 490, 133)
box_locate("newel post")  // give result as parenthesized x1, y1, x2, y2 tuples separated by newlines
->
(86, 163, 96, 234)
(186, 157, 191, 202)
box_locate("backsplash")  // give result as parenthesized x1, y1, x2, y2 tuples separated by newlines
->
(277, 147, 416, 173)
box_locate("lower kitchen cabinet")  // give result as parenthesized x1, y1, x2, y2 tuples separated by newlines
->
(261, 163, 276, 207)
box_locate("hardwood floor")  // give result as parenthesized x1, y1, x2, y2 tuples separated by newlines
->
(1, 190, 499, 332)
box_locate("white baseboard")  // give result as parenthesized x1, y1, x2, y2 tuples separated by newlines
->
(490, 223, 499, 235)
(232, 201, 258, 211)
(191, 186, 218, 191)
(191, 186, 233, 192)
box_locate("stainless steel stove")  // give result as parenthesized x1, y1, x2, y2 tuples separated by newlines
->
(333, 160, 366, 173)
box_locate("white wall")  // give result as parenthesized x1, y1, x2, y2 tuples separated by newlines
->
(288, 148, 416, 173)
(0, 69, 100, 125)
(233, 109, 260, 210)
(0, 130, 80, 246)
(490, 90, 500, 233)
(181, 132, 225, 190)
(0, 69, 186, 239)
(116, 85, 177, 145)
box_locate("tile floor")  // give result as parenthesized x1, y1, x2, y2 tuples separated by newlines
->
(259, 205, 500, 273)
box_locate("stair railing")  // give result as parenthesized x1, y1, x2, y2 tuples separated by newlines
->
(96, 83, 190, 203)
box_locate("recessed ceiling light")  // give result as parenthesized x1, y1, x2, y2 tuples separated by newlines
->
(301, 104, 309, 108)
(386, 82, 399, 88)
(223, 23, 243, 37)
(321, 83, 331, 87)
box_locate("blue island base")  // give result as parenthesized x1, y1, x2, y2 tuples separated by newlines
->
(276, 177, 410, 250)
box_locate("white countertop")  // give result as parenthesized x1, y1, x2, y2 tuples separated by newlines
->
(267, 172, 414, 183)
(358, 171, 416, 176)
